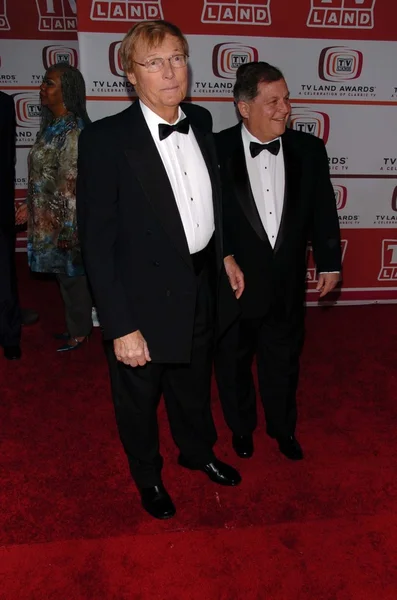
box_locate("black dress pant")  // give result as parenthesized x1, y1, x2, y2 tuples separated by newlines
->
(56, 273, 92, 338)
(0, 229, 21, 348)
(215, 307, 305, 440)
(105, 260, 217, 489)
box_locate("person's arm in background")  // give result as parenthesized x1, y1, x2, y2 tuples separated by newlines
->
(56, 127, 81, 249)
(310, 137, 342, 297)
(0, 93, 16, 230)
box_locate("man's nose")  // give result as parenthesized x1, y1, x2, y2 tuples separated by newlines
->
(162, 59, 175, 79)
(277, 102, 290, 115)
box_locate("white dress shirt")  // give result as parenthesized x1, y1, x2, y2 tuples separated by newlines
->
(241, 124, 284, 249)
(241, 124, 338, 275)
(140, 101, 214, 254)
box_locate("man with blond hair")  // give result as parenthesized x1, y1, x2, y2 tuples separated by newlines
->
(77, 21, 244, 519)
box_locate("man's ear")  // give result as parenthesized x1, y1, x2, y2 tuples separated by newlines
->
(237, 100, 250, 120)
(126, 70, 137, 87)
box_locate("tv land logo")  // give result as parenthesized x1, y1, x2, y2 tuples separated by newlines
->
(392, 187, 397, 213)
(91, 42, 133, 94)
(378, 239, 397, 281)
(36, 0, 77, 32)
(381, 158, 397, 172)
(290, 107, 330, 144)
(202, 0, 271, 25)
(42, 45, 78, 70)
(334, 185, 347, 210)
(212, 43, 258, 79)
(0, 0, 10, 30)
(109, 41, 123, 77)
(91, 0, 163, 21)
(306, 239, 347, 283)
(319, 46, 363, 81)
(307, 0, 376, 29)
(13, 93, 41, 127)
(13, 93, 41, 146)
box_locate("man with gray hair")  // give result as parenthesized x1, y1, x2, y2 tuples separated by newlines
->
(215, 62, 341, 462)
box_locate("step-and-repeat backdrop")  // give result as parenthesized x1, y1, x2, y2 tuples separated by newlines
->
(1, 0, 396, 304)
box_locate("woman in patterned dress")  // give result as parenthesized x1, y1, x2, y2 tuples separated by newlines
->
(16, 63, 92, 352)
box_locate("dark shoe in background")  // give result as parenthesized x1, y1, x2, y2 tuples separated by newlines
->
(56, 336, 88, 352)
(232, 434, 254, 459)
(178, 455, 242, 486)
(140, 484, 176, 520)
(4, 345, 21, 360)
(277, 435, 304, 461)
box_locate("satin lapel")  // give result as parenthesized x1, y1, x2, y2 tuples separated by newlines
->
(123, 102, 191, 268)
(230, 137, 269, 245)
(274, 131, 302, 254)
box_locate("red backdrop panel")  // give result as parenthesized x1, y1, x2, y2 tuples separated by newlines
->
(78, 0, 396, 41)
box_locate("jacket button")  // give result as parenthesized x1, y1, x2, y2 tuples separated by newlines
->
(153, 260, 160, 267)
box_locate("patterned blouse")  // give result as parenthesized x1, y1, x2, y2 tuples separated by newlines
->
(27, 113, 85, 277)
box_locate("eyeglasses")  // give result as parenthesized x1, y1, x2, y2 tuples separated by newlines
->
(133, 54, 189, 73)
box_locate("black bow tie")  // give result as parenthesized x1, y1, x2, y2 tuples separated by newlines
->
(158, 118, 189, 141)
(250, 139, 280, 158)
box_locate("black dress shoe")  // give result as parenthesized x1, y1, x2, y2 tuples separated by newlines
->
(277, 436, 303, 460)
(56, 336, 89, 352)
(4, 345, 21, 360)
(232, 434, 254, 459)
(139, 484, 176, 520)
(178, 455, 241, 486)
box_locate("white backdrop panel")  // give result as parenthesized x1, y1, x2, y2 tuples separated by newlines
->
(79, 32, 397, 102)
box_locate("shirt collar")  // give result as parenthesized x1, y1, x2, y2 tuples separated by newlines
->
(140, 100, 186, 141)
(241, 123, 281, 146)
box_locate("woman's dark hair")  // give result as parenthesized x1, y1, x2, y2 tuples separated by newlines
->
(233, 61, 285, 103)
(39, 62, 91, 133)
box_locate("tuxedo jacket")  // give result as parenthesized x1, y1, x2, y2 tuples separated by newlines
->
(217, 123, 341, 320)
(76, 100, 239, 362)
(0, 91, 16, 231)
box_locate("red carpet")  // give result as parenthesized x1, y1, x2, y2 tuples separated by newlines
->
(1, 256, 397, 599)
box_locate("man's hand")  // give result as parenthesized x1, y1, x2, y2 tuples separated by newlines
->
(224, 255, 245, 299)
(114, 330, 151, 367)
(316, 273, 340, 298)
